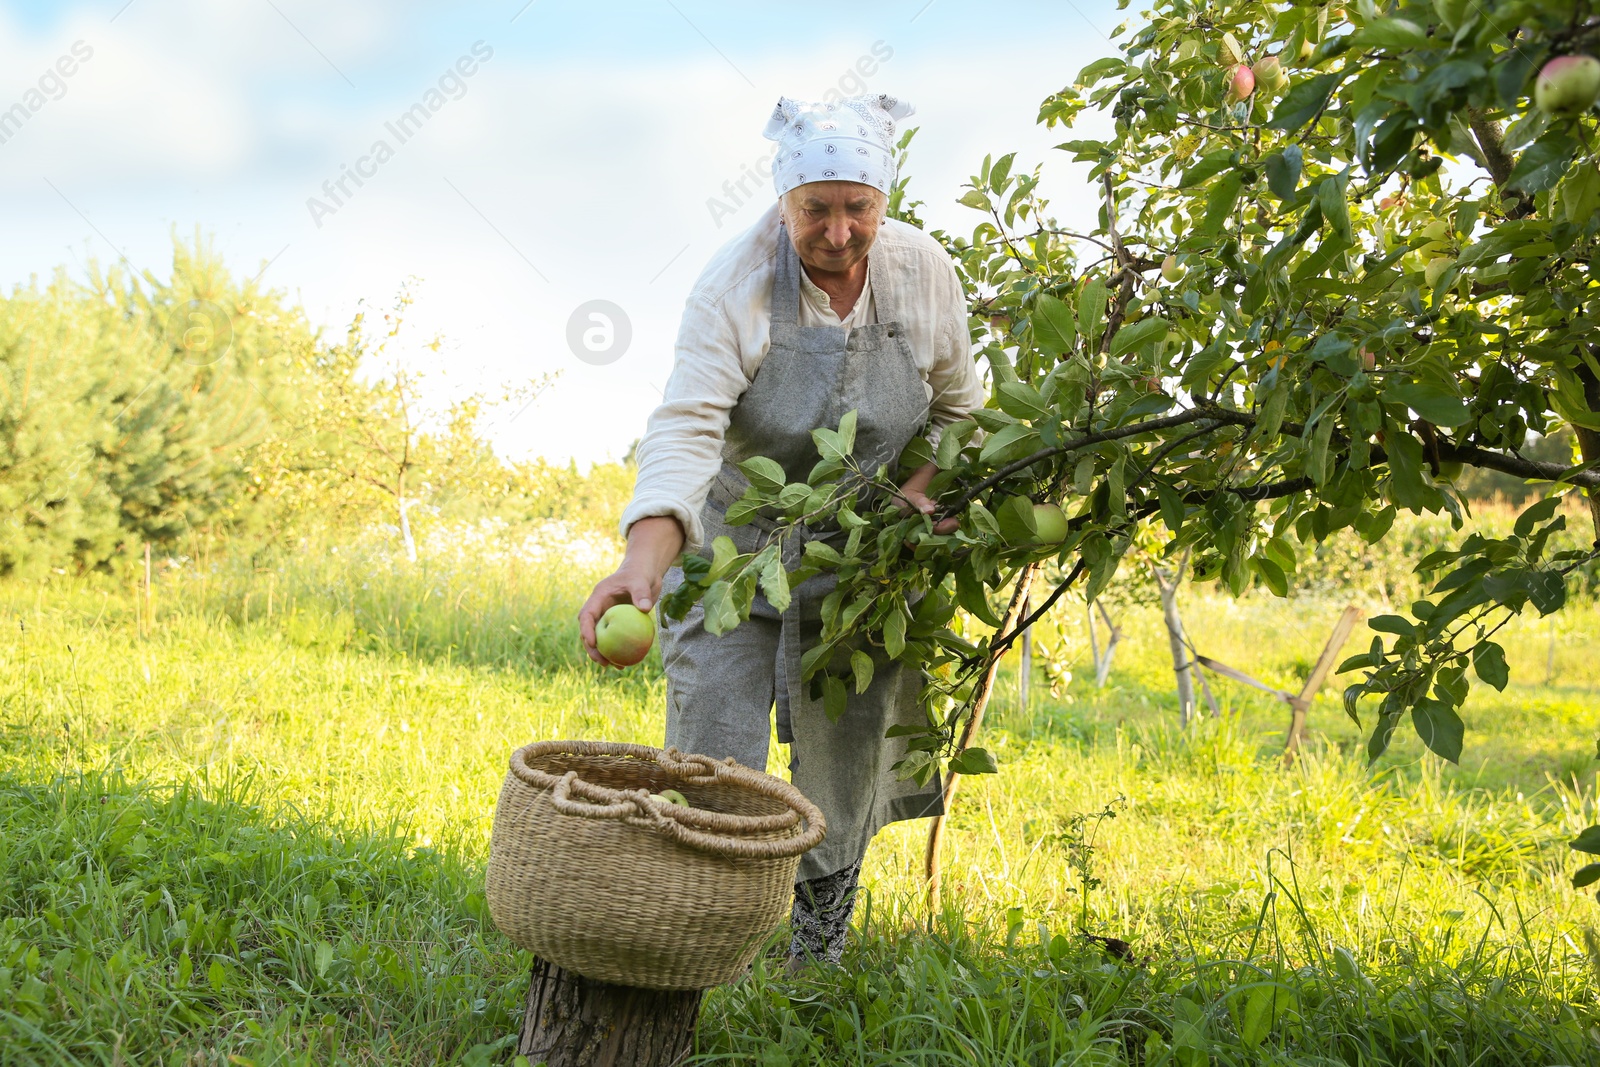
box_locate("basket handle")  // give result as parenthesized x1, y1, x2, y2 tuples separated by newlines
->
(547, 770, 823, 860)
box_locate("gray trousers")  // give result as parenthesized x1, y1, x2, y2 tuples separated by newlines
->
(659, 573, 868, 962)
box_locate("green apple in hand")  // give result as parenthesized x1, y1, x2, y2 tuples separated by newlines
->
(596, 603, 655, 666)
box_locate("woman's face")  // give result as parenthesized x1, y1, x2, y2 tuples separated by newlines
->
(780, 181, 886, 275)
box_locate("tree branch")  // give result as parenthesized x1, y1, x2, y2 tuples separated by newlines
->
(1467, 109, 1535, 218)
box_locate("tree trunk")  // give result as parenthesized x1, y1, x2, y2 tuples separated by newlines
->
(1089, 600, 1121, 688)
(516, 958, 704, 1067)
(1152, 555, 1196, 727)
(398, 497, 418, 563)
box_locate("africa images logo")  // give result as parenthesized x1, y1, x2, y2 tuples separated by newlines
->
(0, 41, 94, 146)
(305, 41, 494, 228)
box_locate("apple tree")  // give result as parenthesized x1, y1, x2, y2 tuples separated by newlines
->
(661, 0, 1600, 876)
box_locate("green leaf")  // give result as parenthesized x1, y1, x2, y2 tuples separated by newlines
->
(1269, 72, 1341, 133)
(1514, 495, 1562, 536)
(1573, 863, 1600, 889)
(1078, 278, 1107, 352)
(1367, 709, 1402, 763)
(850, 649, 875, 694)
(1109, 316, 1169, 358)
(978, 423, 1041, 465)
(702, 580, 740, 635)
(812, 428, 846, 463)
(1317, 171, 1351, 242)
(947, 747, 999, 775)
(822, 673, 848, 721)
(957, 189, 992, 212)
(956, 563, 1003, 627)
(996, 381, 1050, 421)
(1157, 481, 1185, 534)
(1348, 16, 1426, 49)
(995, 493, 1038, 545)
(935, 425, 967, 469)
(758, 549, 791, 613)
(803, 539, 842, 567)
(1179, 149, 1235, 188)
(708, 536, 741, 581)
(1472, 640, 1509, 691)
(884, 603, 907, 659)
(1570, 825, 1600, 855)
(1265, 146, 1303, 200)
(1201, 172, 1246, 237)
(738, 456, 786, 495)
(1560, 165, 1600, 224)
(1386, 382, 1470, 428)
(970, 407, 1017, 433)
(1032, 293, 1077, 355)
(1507, 131, 1578, 195)
(837, 409, 857, 456)
(1239, 985, 1283, 1050)
(1410, 698, 1464, 763)
(967, 501, 1001, 539)
(1526, 569, 1566, 615)
(1252, 555, 1289, 597)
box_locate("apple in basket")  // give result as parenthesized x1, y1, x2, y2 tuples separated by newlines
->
(652, 789, 690, 808)
(596, 603, 655, 666)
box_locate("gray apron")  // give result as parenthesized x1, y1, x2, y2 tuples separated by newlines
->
(658, 222, 943, 882)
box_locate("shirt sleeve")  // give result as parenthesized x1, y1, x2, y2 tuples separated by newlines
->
(924, 256, 988, 447)
(618, 293, 748, 552)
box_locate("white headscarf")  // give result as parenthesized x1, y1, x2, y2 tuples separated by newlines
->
(761, 93, 915, 199)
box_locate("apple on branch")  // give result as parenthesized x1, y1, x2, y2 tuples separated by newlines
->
(1535, 55, 1600, 117)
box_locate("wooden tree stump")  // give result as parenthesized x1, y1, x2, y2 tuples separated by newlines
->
(517, 957, 705, 1067)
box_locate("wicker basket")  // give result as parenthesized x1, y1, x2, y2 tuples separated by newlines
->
(485, 740, 826, 990)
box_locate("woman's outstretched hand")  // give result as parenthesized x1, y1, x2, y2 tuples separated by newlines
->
(894, 460, 959, 534)
(578, 516, 686, 668)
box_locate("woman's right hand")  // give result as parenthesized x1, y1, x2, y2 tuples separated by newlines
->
(579, 515, 686, 668)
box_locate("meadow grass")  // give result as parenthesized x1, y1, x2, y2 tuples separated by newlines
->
(3, 522, 1600, 1064)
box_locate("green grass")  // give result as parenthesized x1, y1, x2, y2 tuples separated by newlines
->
(3, 524, 1600, 1064)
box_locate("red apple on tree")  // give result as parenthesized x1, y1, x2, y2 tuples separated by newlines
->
(1535, 55, 1600, 117)
(1229, 63, 1256, 102)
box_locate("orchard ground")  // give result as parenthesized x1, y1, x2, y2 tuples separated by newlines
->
(4, 514, 1600, 1065)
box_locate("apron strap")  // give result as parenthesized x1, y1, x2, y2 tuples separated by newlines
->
(772, 221, 802, 327)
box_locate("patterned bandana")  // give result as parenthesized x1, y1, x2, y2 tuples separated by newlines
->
(761, 93, 915, 199)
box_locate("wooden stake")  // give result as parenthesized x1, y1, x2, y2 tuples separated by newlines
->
(924, 562, 1039, 912)
(1283, 605, 1363, 765)
(517, 958, 703, 1067)
(1018, 596, 1031, 714)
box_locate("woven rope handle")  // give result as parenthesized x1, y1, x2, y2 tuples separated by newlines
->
(512, 740, 825, 859)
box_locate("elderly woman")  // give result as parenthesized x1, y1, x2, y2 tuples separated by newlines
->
(579, 93, 985, 968)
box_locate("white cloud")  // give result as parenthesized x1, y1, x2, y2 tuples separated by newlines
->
(0, 3, 1124, 471)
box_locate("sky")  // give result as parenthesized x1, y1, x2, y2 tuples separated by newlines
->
(0, 0, 1125, 468)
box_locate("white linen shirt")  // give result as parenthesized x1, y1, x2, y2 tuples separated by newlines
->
(620, 199, 987, 551)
